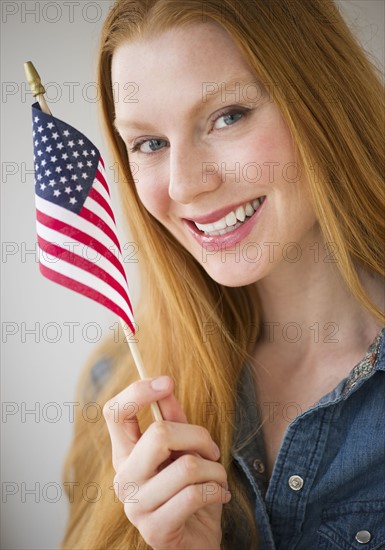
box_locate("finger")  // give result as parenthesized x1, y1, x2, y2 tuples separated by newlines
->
(158, 392, 188, 424)
(103, 376, 175, 470)
(118, 454, 228, 511)
(123, 421, 221, 479)
(131, 483, 230, 543)
(153, 482, 230, 531)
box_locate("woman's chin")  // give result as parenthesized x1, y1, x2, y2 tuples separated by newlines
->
(200, 261, 266, 288)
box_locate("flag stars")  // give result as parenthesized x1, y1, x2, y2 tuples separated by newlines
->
(41, 135, 48, 143)
(37, 125, 43, 133)
(47, 122, 54, 129)
(77, 161, 84, 168)
(53, 189, 61, 197)
(63, 129, 70, 137)
(34, 116, 40, 123)
(73, 151, 79, 158)
(45, 169, 51, 177)
(68, 140, 75, 148)
(64, 186, 72, 194)
(82, 150, 89, 157)
(56, 142, 64, 150)
(66, 164, 73, 171)
(82, 172, 88, 180)
(75, 184, 83, 192)
(52, 132, 59, 140)
(37, 150, 43, 156)
(87, 160, 92, 167)
(41, 159, 46, 167)
(46, 145, 52, 153)
(34, 140, 38, 146)
(69, 197, 77, 205)
(49, 180, 56, 187)
(40, 183, 47, 191)
(60, 176, 67, 184)
(55, 166, 62, 173)
(50, 155, 57, 163)
(37, 174, 42, 181)
(62, 153, 68, 160)
(78, 139, 84, 146)
(71, 174, 78, 181)
(91, 149, 96, 156)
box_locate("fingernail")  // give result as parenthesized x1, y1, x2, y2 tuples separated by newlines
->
(150, 376, 170, 391)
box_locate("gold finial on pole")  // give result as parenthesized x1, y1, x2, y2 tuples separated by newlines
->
(24, 61, 51, 115)
(24, 61, 46, 96)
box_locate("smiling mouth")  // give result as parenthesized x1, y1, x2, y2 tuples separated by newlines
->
(193, 196, 266, 236)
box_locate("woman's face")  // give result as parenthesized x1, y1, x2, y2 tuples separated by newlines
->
(112, 22, 318, 286)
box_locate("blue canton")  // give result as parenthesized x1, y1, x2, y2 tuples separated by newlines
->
(32, 102, 99, 214)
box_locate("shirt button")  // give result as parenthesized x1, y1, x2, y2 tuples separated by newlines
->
(288, 475, 304, 491)
(252, 458, 265, 474)
(355, 531, 371, 544)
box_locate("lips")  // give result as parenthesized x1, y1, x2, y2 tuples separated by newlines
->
(192, 196, 265, 237)
(184, 195, 267, 247)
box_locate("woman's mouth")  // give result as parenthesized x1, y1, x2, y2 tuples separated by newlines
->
(184, 195, 267, 248)
(193, 196, 266, 236)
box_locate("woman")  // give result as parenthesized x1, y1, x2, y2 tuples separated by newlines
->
(62, 0, 385, 548)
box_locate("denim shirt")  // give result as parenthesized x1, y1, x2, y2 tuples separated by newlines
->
(87, 328, 385, 549)
(229, 327, 385, 549)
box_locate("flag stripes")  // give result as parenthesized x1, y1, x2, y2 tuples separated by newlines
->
(32, 102, 136, 334)
(39, 263, 134, 329)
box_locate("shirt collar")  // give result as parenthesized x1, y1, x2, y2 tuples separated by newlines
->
(231, 326, 385, 458)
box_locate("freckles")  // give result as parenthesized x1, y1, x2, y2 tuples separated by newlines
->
(259, 127, 292, 159)
(135, 178, 169, 218)
(255, 108, 295, 162)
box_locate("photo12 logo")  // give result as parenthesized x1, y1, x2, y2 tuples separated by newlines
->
(2, 2, 105, 24)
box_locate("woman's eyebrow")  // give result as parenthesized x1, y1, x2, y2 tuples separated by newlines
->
(113, 77, 263, 132)
(200, 77, 264, 106)
(113, 118, 155, 132)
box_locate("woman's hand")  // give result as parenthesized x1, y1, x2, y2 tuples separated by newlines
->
(103, 375, 231, 550)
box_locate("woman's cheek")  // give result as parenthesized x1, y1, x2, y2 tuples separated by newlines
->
(135, 175, 170, 220)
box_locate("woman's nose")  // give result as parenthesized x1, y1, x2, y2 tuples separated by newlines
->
(168, 144, 222, 204)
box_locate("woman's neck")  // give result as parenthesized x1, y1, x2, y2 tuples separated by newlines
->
(255, 235, 384, 361)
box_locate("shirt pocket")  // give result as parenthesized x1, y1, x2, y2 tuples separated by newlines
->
(317, 501, 385, 550)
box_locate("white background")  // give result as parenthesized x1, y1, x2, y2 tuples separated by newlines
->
(1, 1, 384, 548)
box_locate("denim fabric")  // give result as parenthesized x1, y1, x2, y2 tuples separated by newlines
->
(229, 328, 385, 549)
(87, 329, 385, 548)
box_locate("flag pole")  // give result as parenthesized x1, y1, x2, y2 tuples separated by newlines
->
(119, 321, 163, 422)
(24, 61, 163, 423)
(24, 62, 52, 116)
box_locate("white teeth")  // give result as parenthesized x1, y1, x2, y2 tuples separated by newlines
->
(213, 218, 227, 230)
(245, 202, 254, 217)
(235, 205, 246, 222)
(225, 211, 237, 226)
(194, 196, 265, 235)
(196, 219, 227, 232)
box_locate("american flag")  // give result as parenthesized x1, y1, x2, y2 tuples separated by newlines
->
(31, 102, 135, 334)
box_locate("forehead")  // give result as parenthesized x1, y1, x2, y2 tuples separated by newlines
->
(111, 22, 257, 121)
(111, 21, 251, 76)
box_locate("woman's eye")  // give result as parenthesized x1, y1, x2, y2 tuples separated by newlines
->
(131, 138, 168, 154)
(213, 111, 244, 130)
